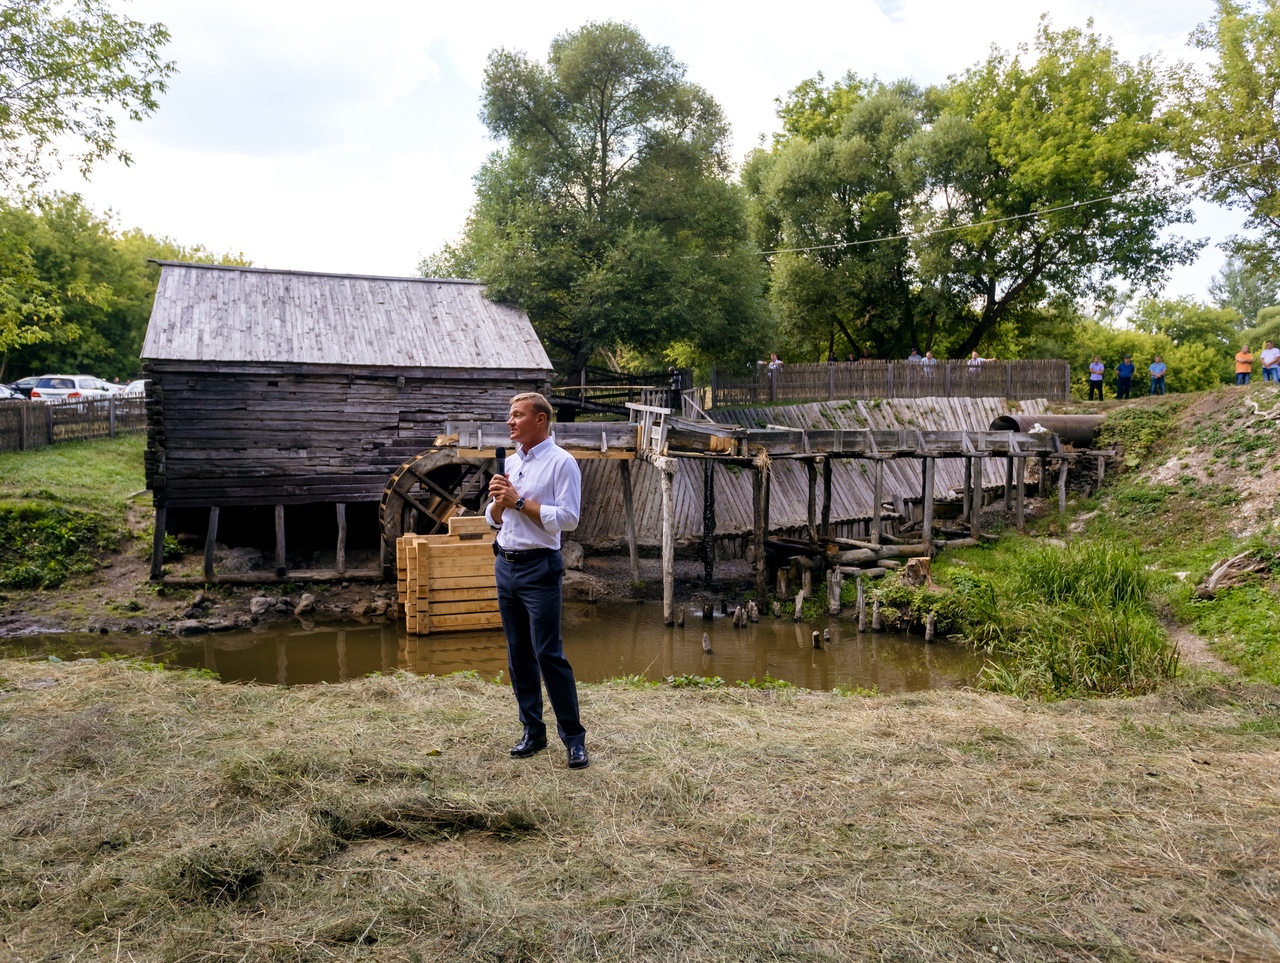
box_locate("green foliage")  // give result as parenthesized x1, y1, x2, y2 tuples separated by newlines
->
(940, 539, 1179, 699)
(0, 500, 120, 588)
(446, 21, 769, 372)
(747, 20, 1196, 362)
(0, 0, 175, 187)
(665, 674, 725, 689)
(1209, 254, 1278, 323)
(0, 433, 144, 515)
(1173, 0, 1280, 275)
(1095, 400, 1182, 464)
(1, 193, 251, 381)
(737, 675, 796, 690)
(1177, 583, 1280, 685)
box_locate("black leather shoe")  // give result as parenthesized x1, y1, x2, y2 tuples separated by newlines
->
(567, 744, 590, 770)
(511, 733, 548, 758)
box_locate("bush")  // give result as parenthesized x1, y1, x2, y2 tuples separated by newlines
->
(0, 501, 121, 589)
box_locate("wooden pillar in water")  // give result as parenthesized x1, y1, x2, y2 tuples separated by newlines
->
(150, 506, 166, 580)
(620, 460, 641, 583)
(203, 506, 219, 580)
(335, 503, 347, 576)
(921, 457, 935, 551)
(701, 458, 716, 588)
(661, 465, 675, 626)
(871, 459, 884, 546)
(1014, 457, 1026, 532)
(336, 629, 348, 683)
(806, 458, 818, 545)
(752, 462, 767, 602)
(274, 504, 287, 577)
(820, 456, 832, 539)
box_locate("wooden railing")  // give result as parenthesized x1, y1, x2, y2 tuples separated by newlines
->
(0, 396, 146, 453)
(708, 359, 1071, 408)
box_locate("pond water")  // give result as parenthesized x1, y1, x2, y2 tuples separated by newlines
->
(1, 603, 987, 693)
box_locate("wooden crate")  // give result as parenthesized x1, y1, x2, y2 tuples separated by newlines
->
(398, 516, 501, 635)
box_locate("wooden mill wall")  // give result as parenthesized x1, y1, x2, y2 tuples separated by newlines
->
(573, 396, 1047, 550)
(145, 362, 548, 508)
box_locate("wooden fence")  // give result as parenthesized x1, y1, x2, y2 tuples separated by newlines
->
(0, 396, 147, 453)
(708, 359, 1071, 407)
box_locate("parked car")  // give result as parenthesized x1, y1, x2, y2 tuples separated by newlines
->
(28, 375, 117, 401)
(0, 384, 23, 402)
(7, 375, 46, 398)
(122, 379, 148, 396)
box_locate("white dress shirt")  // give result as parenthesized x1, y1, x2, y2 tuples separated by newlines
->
(485, 436, 581, 550)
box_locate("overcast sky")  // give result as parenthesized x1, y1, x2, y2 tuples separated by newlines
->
(50, 0, 1244, 299)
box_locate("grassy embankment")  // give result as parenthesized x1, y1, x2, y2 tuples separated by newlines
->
(0, 434, 146, 590)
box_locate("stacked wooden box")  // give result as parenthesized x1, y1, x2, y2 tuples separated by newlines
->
(397, 516, 502, 635)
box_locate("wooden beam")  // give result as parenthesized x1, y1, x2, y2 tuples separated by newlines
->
(753, 464, 766, 602)
(275, 504, 287, 576)
(620, 460, 641, 583)
(922, 457, 935, 552)
(970, 456, 983, 539)
(872, 459, 883, 546)
(661, 466, 675, 626)
(806, 458, 818, 545)
(1058, 459, 1069, 514)
(962, 456, 973, 522)
(1014, 457, 1026, 533)
(1004, 457, 1014, 510)
(335, 503, 347, 575)
(821, 456, 832, 539)
(203, 506, 219, 580)
(701, 458, 716, 588)
(150, 506, 166, 580)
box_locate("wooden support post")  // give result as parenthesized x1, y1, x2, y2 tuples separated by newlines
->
(806, 458, 818, 545)
(777, 568, 788, 599)
(336, 629, 348, 683)
(661, 467, 675, 626)
(801, 567, 812, 599)
(1004, 457, 1014, 509)
(821, 456, 832, 539)
(872, 459, 883, 546)
(970, 456, 983, 539)
(871, 599, 883, 631)
(1014, 457, 1026, 533)
(921, 457, 935, 551)
(857, 577, 866, 632)
(150, 506, 166, 580)
(108, 397, 116, 438)
(1058, 459, 1069, 514)
(1096, 454, 1106, 486)
(203, 506, 219, 581)
(753, 464, 767, 603)
(962, 456, 973, 522)
(793, 589, 804, 621)
(620, 460, 641, 584)
(335, 503, 347, 576)
(46, 404, 53, 444)
(828, 570, 842, 615)
(700, 459, 715, 588)
(275, 504, 287, 577)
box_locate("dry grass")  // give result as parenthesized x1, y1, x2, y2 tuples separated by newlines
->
(1, 661, 1278, 962)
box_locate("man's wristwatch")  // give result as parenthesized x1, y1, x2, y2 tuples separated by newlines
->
(514, 497, 525, 511)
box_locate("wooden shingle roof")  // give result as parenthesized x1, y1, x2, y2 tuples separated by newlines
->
(141, 262, 551, 371)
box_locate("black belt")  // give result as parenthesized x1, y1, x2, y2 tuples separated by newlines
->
(493, 543, 555, 564)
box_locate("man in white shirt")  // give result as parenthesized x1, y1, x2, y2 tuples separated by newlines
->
(486, 392, 588, 769)
(1261, 340, 1280, 382)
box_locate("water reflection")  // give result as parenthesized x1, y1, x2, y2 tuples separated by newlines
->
(3, 604, 987, 692)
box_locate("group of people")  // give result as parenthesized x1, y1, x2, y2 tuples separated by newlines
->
(1232, 341, 1280, 386)
(1086, 355, 1165, 399)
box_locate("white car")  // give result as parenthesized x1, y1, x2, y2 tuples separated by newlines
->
(122, 379, 148, 396)
(28, 375, 117, 401)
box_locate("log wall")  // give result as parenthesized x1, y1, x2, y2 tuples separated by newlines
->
(145, 361, 547, 508)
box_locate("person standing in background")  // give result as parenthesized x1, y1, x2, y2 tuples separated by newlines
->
(1260, 340, 1280, 382)
(1149, 356, 1167, 395)
(1088, 356, 1105, 400)
(1235, 345, 1254, 385)
(1116, 355, 1135, 399)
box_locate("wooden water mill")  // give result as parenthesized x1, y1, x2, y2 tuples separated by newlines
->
(378, 447, 498, 556)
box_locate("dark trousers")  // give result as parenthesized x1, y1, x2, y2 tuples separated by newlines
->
(495, 552, 585, 748)
(1088, 380, 1104, 400)
(1117, 377, 1131, 399)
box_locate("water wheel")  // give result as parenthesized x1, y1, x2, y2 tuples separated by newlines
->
(379, 448, 498, 556)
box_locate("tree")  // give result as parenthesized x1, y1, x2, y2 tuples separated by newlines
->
(1173, 0, 1280, 275)
(0, 0, 174, 188)
(1, 192, 250, 382)
(1208, 253, 1278, 322)
(746, 21, 1199, 360)
(441, 21, 768, 373)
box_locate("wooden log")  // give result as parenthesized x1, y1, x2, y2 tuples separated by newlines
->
(1015, 457, 1026, 533)
(801, 568, 811, 599)
(335, 503, 347, 575)
(275, 504, 287, 576)
(620, 460, 641, 584)
(1058, 459, 1069, 514)
(962, 456, 973, 521)
(753, 464, 767, 602)
(150, 506, 166, 580)
(203, 506, 219, 580)
(1096, 453, 1106, 486)
(970, 455, 983, 539)
(838, 565, 888, 579)
(856, 577, 866, 631)
(793, 589, 804, 621)
(661, 467, 675, 626)
(1004, 457, 1014, 510)
(872, 459, 883, 546)
(827, 570, 841, 615)
(871, 599, 883, 631)
(921, 457, 935, 551)
(821, 456, 832, 539)
(806, 458, 818, 545)
(925, 612, 936, 641)
(701, 458, 715, 588)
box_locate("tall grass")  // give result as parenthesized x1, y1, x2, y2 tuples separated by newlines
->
(946, 540, 1179, 699)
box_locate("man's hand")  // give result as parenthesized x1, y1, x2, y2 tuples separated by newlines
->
(489, 473, 519, 510)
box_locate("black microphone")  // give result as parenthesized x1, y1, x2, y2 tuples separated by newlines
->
(494, 446, 506, 477)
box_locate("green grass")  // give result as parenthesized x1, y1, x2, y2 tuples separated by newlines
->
(937, 539, 1179, 699)
(1174, 580, 1280, 686)
(0, 435, 145, 589)
(0, 434, 146, 517)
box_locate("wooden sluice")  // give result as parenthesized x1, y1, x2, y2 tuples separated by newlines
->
(440, 397, 1102, 627)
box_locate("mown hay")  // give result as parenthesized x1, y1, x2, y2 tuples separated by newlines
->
(1, 659, 1278, 961)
